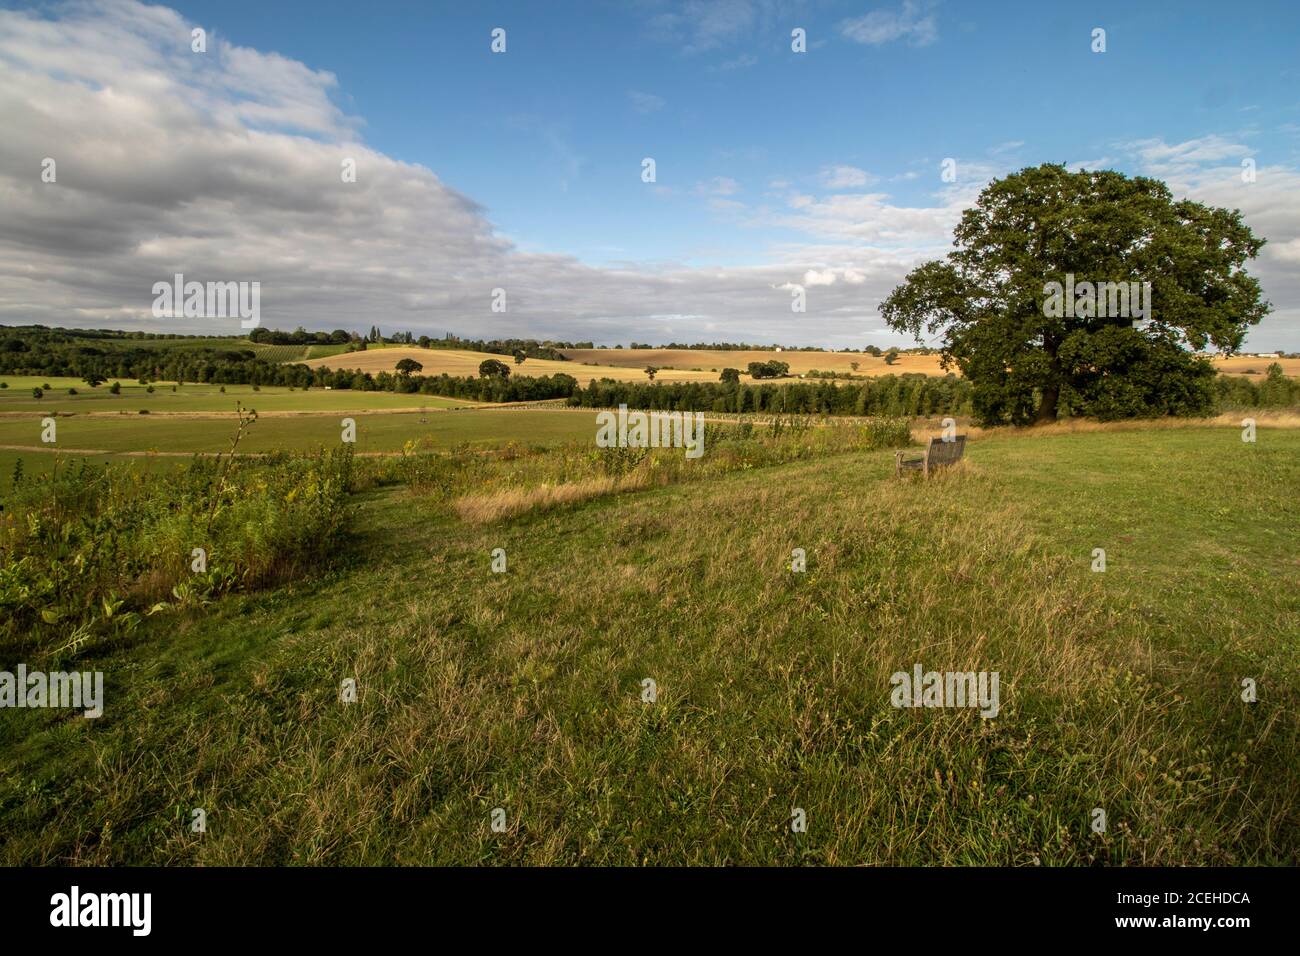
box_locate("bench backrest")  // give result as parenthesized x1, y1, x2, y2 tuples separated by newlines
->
(925, 434, 966, 468)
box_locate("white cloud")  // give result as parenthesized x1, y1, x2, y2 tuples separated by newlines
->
(1122, 134, 1252, 176)
(839, 1, 938, 47)
(821, 165, 875, 189)
(803, 267, 867, 286)
(648, 0, 759, 55)
(697, 176, 741, 196)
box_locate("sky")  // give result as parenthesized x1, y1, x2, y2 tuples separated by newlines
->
(1, 0, 1298, 349)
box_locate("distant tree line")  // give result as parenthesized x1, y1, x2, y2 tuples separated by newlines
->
(248, 327, 353, 345)
(330, 369, 580, 402)
(567, 374, 975, 417)
(2, 333, 289, 383)
(413, 335, 585, 361)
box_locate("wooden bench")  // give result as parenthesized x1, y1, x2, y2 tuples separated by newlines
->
(895, 435, 966, 477)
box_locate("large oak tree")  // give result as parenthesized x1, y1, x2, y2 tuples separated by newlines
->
(880, 164, 1270, 424)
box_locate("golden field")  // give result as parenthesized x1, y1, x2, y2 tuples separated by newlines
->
(302, 345, 1293, 384)
(560, 347, 948, 377)
(1210, 354, 1300, 379)
(304, 346, 951, 382)
(303, 347, 721, 383)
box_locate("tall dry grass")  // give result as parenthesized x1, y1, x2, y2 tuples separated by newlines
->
(454, 471, 654, 523)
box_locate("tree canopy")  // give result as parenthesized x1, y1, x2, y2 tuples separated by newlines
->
(478, 358, 511, 379)
(880, 164, 1270, 424)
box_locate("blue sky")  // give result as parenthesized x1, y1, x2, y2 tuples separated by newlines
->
(2, 0, 1298, 347)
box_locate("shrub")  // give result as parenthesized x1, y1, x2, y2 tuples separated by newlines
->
(0, 445, 357, 655)
(865, 417, 913, 449)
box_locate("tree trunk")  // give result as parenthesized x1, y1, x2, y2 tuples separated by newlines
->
(1036, 381, 1060, 423)
(1037, 335, 1062, 423)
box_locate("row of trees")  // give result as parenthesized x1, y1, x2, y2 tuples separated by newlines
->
(416, 335, 581, 360)
(248, 327, 352, 346)
(566, 375, 974, 417)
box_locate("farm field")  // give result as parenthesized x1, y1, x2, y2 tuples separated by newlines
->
(0, 379, 475, 415)
(0, 407, 602, 478)
(562, 347, 949, 377)
(2, 420, 1296, 865)
(1212, 355, 1300, 379)
(304, 346, 778, 383)
(560, 348, 1300, 382)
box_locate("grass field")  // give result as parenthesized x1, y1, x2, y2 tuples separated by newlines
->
(0, 378, 475, 415)
(1, 414, 1296, 865)
(0, 407, 602, 481)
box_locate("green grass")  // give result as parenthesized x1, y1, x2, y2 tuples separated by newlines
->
(0, 409, 603, 481)
(0, 380, 473, 414)
(1, 422, 1296, 864)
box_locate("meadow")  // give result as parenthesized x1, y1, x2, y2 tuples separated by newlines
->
(0, 378, 473, 414)
(1, 404, 1296, 865)
(0, 407, 607, 483)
